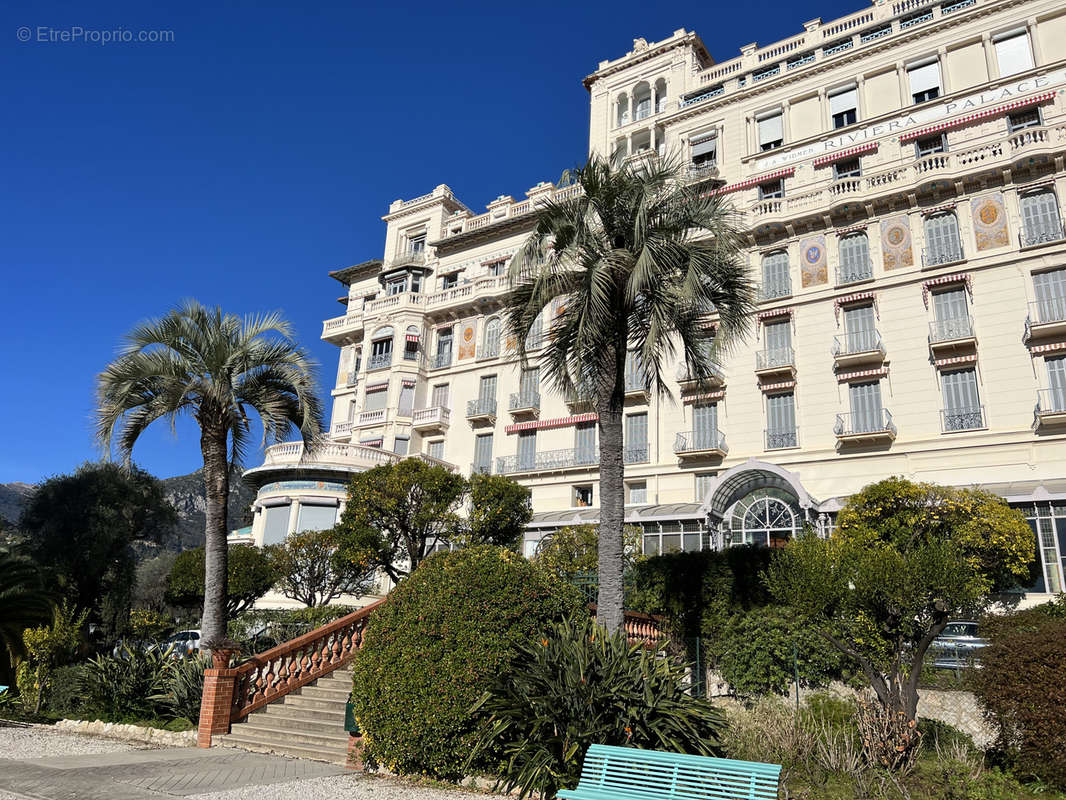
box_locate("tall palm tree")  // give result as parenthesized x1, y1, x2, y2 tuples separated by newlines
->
(504, 156, 756, 632)
(96, 301, 323, 650)
(0, 550, 54, 685)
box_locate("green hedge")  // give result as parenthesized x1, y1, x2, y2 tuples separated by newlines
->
(350, 545, 583, 780)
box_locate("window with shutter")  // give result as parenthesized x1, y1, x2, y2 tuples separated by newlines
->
(923, 212, 962, 265)
(1034, 269, 1066, 324)
(431, 384, 450, 408)
(692, 404, 719, 449)
(625, 413, 648, 462)
(1048, 357, 1066, 411)
(575, 423, 597, 464)
(297, 503, 338, 533)
(474, 434, 493, 472)
(849, 382, 884, 433)
(479, 375, 497, 403)
(519, 367, 539, 401)
(829, 86, 858, 128)
(393, 435, 409, 456)
(690, 132, 717, 166)
(1020, 191, 1062, 246)
(518, 431, 537, 469)
(932, 287, 971, 340)
(262, 505, 291, 546)
(844, 305, 877, 352)
(766, 393, 797, 448)
(839, 233, 870, 282)
(757, 111, 784, 151)
(427, 440, 445, 460)
(941, 369, 982, 430)
(397, 382, 414, 416)
(994, 30, 1034, 77)
(907, 60, 942, 103)
(364, 384, 388, 411)
(761, 252, 791, 298)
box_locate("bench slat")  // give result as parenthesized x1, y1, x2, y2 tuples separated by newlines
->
(565, 745, 782, 800)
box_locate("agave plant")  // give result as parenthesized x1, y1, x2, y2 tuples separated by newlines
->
(467, 616, 727, 798)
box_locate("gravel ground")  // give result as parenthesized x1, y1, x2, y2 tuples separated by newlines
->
(0, 723, 144, 760)
(187, 773, 492, 800)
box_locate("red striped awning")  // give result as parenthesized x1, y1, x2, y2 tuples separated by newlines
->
(359, 438, 383, 447)
(934, 354, 977, 368)
(899, 91, 1057, 143)
(401, 378, 416, 387)
(813, 141, 878, 167)
(405, 333, 420, 342)
(837, 366, 888, 383)
(365, 382, 388, 392)
(682, 390, 726, 404)
(759, 380, 796, 393)
(1031, 341, 1066, 355)
(481, 256, 509, 267)
(708, 167, 795, 196)
(505, 412, 597, 434)
(921, 203, 956, 216)
(833, 291, 877, 321)
(921, 272, 972, 307)
(835, 224, 868, 237)
(756, 306, 794, 321)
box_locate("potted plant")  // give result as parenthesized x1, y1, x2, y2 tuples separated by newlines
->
(344, 691, 359, 734)
(203, 637, 241, 668)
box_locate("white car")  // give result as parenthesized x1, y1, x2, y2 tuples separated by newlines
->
(162, 629, 202, 656)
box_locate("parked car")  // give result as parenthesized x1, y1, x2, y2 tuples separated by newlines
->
(929, 620, 986, 669)
(162, 629, 202, 656)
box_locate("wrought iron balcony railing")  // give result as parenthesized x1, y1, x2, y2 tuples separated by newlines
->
(674, 430, 728, 455)
(835, 261, 873, 286)
(1036, 388, 1066, 415)
(466, 398, 497, 418)
(765, 428, 799, 450)
(495, 447, 599, 475)
(509, 391, 541, 411)
(470, 462, 493, 475)
(921, 242, 965, 268)
(758, 277, 792, 301)
(676, 361, 726, 385)
(834, 409, 896, 437)
(928, 316, 974, 343)
(386, 250, 427, 268)
(756, 347, 795, 370)
(1019, 220, 1066, 248)
(367, 352, 392, 371)
(941, 406, 985, 432)
(832, 330, 885, 356)
(624, 446, 649, 464)
(477, 341, 501, 360)
(430, 351, 452, 369)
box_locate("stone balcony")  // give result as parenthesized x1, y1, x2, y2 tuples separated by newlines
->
(321, 311, 364, 344)
(247, 441, 455, 478)
(412, 406, 451, 433)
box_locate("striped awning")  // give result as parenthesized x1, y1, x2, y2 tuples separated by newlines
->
(506, 412, 597, 434)
(921, 272, 972, 307)
(833, 291, 877, 322)
(401, 378, 416, 387)
(934, 354, 978, 368)
(481, 256, 509, 267)
(1031, 341, 1066, 355)
(835, 224, 868, 237)
(708, 167, 795, 196)
(837, 366, 888, 383)
(756, 306, 794, 321)
(921, 203, 956, 216)
(759, 380, 796, 393)
(405, 333, 420, 342)
(813, 141, 878, 168)
(365, 382, 388, 392)
(359, 437, 383, 446)
(899, 91, 1057, 143)
(682, 390, 726, 405)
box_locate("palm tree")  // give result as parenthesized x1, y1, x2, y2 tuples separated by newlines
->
(504, 156, 755, 632)
(0, 550, 53, 685)
(96, 301, 323, 650)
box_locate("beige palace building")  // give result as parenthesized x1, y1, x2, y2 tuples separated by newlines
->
(241, 0, 1066, 602)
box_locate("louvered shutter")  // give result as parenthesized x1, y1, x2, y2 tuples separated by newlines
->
(626, 413, 648, 459)
(520, 367, 539, 398)
(767, 393, 796, 436)
(933, 288, 968, 321)
(840, 233, 869, 277)
(692, 404, 718, 448)
(518, 431, 536, 469)
(431, 384, 449, 408)
(1049, 357, 1066, 410)
(474, 434, 493, 471)
(844, 305, 876, 352)
(764, 320, 792, 360)
(575, 423, 596, 463)
(1021, 191, 1060, 243)
(1034, 269, 1066, 324)
(849, 382, 883, 432)
(479, 375, 497, 403)
(924, 212, 960, 262)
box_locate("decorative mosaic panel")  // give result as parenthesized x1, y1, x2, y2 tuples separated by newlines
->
(458, 319, 477, 360)
(971, 192, 1009, 251)
(880, 216, 913, 270)
(800, 235, 827, 287)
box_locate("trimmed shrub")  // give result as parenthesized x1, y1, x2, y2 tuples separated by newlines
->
(350, 545, 583, 780)
(468, 616, 726, 798)
(712, 605, 848, 696)
(971, 599, 1066, 788)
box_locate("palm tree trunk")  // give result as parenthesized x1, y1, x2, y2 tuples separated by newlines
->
(596, 392, 626, 635)
(200, 428, 230, 650)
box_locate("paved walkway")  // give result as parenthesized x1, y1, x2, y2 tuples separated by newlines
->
(0, 743, 345, 799)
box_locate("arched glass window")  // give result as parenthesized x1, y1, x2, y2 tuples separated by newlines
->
(368, 326, 394, 369)
(1020, 190, 1062, 246)
(633, 82, 652, 121)
(839, 232, 871, 283)
(482, 317, 501, 358)
(728, 488, 800, 548)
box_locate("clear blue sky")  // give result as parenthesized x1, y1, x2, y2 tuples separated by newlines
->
(1, 0, 859, 484)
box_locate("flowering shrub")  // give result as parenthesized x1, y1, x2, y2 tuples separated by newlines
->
(350, 545, 583, 780)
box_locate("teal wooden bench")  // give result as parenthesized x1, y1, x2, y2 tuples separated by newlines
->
(558, 744, 781, 800)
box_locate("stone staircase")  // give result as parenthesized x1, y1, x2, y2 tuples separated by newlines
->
(219, 667, 352, 764)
